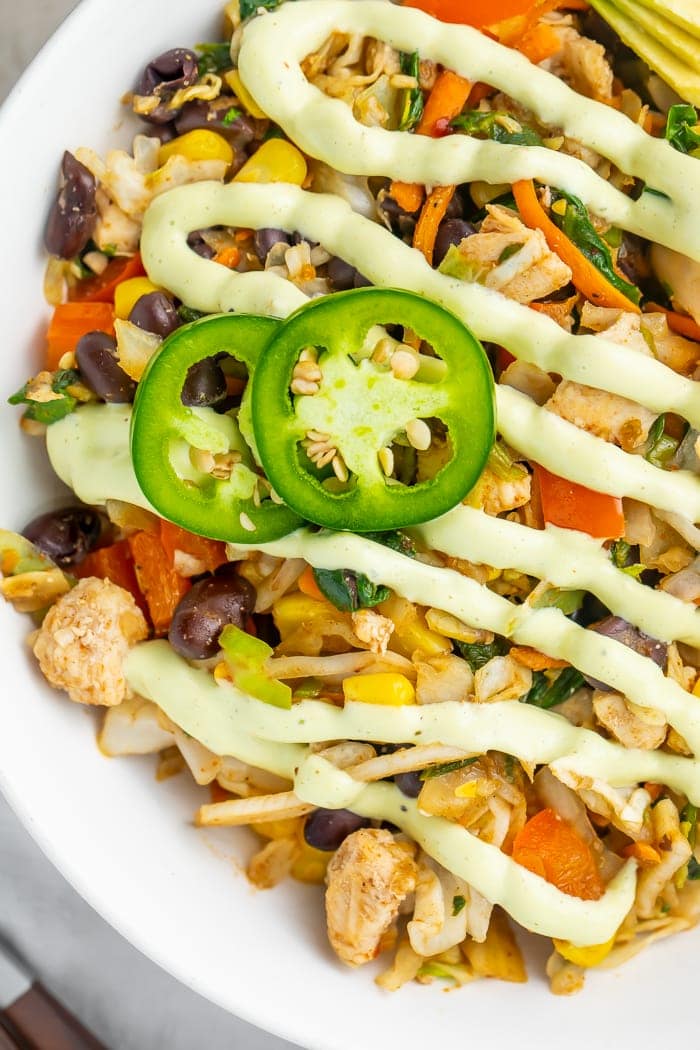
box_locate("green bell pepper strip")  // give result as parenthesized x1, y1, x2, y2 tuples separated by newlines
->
(250, 288, 495, 532)
(130, 314, 302, 543)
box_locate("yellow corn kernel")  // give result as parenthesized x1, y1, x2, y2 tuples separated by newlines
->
(553, 934, 616, 968)
(114, 277, 161, 320)
(272, 593, 330, 639)
(378, 594, 452, 659)
(250, 817, 302, 841)
(234, 138, 308, 186)
(291, 835, 331, 884)
(342, 672, 416, 706)
(225, 69, 268, 119)
(454, 780, 480, 799)
(158, 129, 234, 168)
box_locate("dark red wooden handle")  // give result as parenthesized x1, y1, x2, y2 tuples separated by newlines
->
(2, 983, 105, 1050)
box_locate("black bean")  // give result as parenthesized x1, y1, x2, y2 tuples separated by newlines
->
(379, 192, 418, 241)
(181, 356, 227, 407)
(254, 227, 291, 261)
(394, 771, 423, 798)
(584, 615, 667, 691)
(569, 592, 610, 628)
(44, 152, 98, 259)
(326, 256, 370, 291)
(433, 219, 476, 267)
(303, 809, 372, 851)
(22, 506, 103, 568)
(444, 192, 465, 221)
(187, 230, 215, 260)
(136, 49, 199, 126)
(75, 331, 136, 403)
(168, 564, 255, 660)
(175, 100, 255, 147)
(128, 291, 181, 338)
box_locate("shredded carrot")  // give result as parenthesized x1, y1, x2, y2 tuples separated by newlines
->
(390, 180, 425, 213)
(46, 301, 115, 370)
(159, 520, 228, 575)
(622, 842, 662, 867)
(298, 565, 326, 602)
(213, 246, 241, 269)
(128, 530, 191, 636)
(513, 179, 641, 313)
(644, 302, 700, 343)
(509, 646, 569, 671)
(390, 69, 472, 213)
(413, 185, 457, 266)
(516, 22, 561, 63)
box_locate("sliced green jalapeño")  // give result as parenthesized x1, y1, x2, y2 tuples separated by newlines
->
(131, 314, 302, 543)
(251, 288, 495, 532)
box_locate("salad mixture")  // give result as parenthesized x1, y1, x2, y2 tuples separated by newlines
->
(6, 0, 700, 995)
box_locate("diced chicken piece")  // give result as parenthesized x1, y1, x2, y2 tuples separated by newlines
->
(325, 828, 417, 966)
(546, 380, 657, 451)
(33, 577, 148, 707)
(475, 464, 532, 516)
(352, 608, 394, 655)
(547, 26, 614, 100)
(592, 691, 667, 751)
(460, 204, 572, 304)
(579, 303, 653, 356)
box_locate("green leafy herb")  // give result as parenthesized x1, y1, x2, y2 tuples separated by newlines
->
(645, 413, 679, 469)
(498, 243, 524, 264)
(524, 666, 585, 709)
(178, 305, 207, 324)
(688, 856, 700, 880)
(223, 106, 243, 125)
(550, 190, 640, 305)
(682, 802, 698, 848)
(455, 637, 508, 671)
(642, 186, 671, 200)
(8, 369, 81, 426)
(240, 0, 282, 19)
(452, 894, 466, 916)
(398, 51, 424, 133)
(609, 539, 644, 579)
(451, 110, 542, 146)
(312, 567, 390, 612)
(420, 757, 478, 781)
(196, 42, 233, 74)
(531, 587, 585, 616)
(665, 103, 700, 156)
(363, 530, 417, 558)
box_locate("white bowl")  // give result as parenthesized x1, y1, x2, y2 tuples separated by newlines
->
(0, 2, 697, 1047)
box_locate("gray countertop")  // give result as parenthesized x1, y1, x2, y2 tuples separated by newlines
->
(0, 2, 297, 1046)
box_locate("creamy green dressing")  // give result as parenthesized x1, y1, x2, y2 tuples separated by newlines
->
(239, 0, 700, 261)
(47, 405, 700, 750)
(126, 640, 638, 945)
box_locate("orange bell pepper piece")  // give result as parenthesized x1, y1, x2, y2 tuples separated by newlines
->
(298, 565, 326, 602)
(413, 185, 457, 266)
(513, 180, 640, 313)
(46, 301, 115, 370)
(128, 530, 191, 635)
(403, 0, 587, 28)
(68, 253, 146, 303)
(644, 302, 700, 343)
(159, 520, 228, 576)
(75, 539, 149, 620)
(512, 808, 604, 900)
(509, 646, 569, 671)
(534, 465, 625, 540)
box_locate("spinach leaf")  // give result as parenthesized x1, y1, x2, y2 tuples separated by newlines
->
(551, 189, 640, 305)
(451, 110, 542, 147)
(178, 305, 206, 324)
(363, 529, 417, 558)
(452, 894, 466, 916)
(9, 369, 81, 425)
(645, 413, 679, 469)
(524, 666, 585, 709)
(420, 757, 478, 780)
(240, 0, 283, 19)
(688, 856, 700, 880)
(398, 51, 424, 133)
(196, 42, 233, 74)
(665, 103, 700, 156)
(223, 106, 243, 125)
(454, 637, 508, 671)
(313, 567, 390, 612)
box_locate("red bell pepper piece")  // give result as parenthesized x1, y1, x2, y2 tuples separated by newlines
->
(46, 302, 115, 370)
(68, 253, 146, 303)
(75, 539, 149, 620)
(159, 520, 228, 576)
(534, 465, 625, 539)
(128, 530, 191, 636)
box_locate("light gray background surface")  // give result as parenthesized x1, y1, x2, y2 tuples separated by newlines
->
(0, 2, 298, 1046)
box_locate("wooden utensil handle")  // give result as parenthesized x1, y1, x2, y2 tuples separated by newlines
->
(2, 983, 105, 1050)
